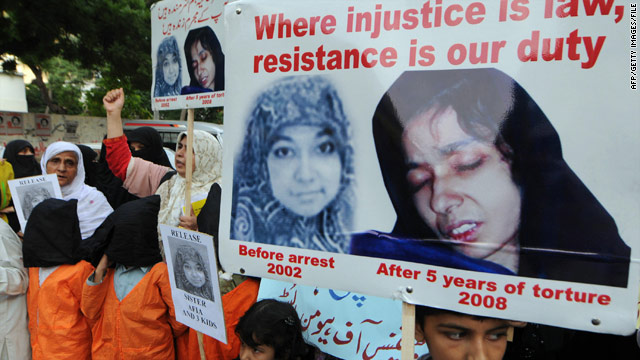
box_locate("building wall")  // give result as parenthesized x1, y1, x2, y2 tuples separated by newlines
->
(0, 113, 107, 158)
(0, 72, 28, 113)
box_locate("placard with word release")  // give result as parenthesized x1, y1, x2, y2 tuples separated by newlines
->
(161, 224, 226, 342)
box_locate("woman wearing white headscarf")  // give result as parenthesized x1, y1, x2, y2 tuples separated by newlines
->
(40, 142, 113, 240)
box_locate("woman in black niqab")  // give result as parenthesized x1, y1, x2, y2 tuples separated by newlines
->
(126, 127, 173, 169)
(2, 139, 42, 232)
(3, 140, 41, 179)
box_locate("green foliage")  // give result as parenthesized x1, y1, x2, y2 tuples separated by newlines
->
(195, 107, 224, 124)
(0, 0, 154, 116)
(158, 109, 183, 121)
(0, 0, 226, 121)
(24, 57, 93, 115)
(25, 83, 47, 113)
(85, 69, 152, 119)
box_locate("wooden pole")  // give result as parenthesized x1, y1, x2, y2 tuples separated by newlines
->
(401, 302, 415, 360)
(197, 331, 206, 360)
(185, 108, 194, 217)
(185, 108, 205, 360)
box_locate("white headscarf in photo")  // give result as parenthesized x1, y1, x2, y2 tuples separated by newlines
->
(41, 141, 113, 239)
(156, 130, 222, 228)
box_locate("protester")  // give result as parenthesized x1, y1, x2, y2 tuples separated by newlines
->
(81, 195, 187, 359)
(23, 199, 94, 360)
(77, 144, 100, 186)
(78, 142, 139, 208)
(0, 215, 30, 359)
(231, 76, 354, 253)
(2, 140, 40, 179)
(0, 160, 14, 225)
(415, 306, 511, 360)
(40, 142, 113, 239)
(79, 127, 172, 210)
(235, 299, 318, 360)
(103, 88, 259, 360)
(181, 26, 225, 94)
(103, 88, 220, 239)
(154, 36, 183, 97)
(126, 126, 173, 169)
(2, 140, 40, 232)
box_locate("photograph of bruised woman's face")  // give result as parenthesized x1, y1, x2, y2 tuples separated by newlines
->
(362, 68, 631, 287)
(182, 26, 225, 94)
(402, 105, 521, 262)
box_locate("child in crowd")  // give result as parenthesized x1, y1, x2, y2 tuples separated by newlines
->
(174, 244, 214, 301)
(414, 306, 512, 360)
(234, 299, 318, 360)
(81, 195, 187, 359)
(23, 198, 94, 360)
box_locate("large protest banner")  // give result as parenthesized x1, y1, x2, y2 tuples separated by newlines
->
(219, 0, 640, 334)
(150, 0, 226, 110)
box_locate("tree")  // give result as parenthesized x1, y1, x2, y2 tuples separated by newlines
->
(84, 69, 153, 119)
(25, 57, 93, 114)
(0, 0, 154, 114)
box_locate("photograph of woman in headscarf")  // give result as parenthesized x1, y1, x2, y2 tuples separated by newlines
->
(19, 186, 52, 220)
(172, 243, 214, 301)
(231, 76, 355, 253)
(154, 36, 183, 97)
(352, 68, 630, 287)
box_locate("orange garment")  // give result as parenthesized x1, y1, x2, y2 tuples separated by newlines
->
(177, 278, 260, 360)
(27, 261, 94, 360)
(81, 262, 188, 360)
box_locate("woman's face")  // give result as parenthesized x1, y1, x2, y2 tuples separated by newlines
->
(28, 193, 47, 212)
(401, 106, 521, 260)
(183, 259, 206, 288)
(175, 137, 196, 177)
(190, 40, 216, 90)
(162, 53, 180, 86)
(267, 124, 342, 217)
(129, 141, 145, 152)
(46, 151, 78, 187)
(18, 147, 34, 155)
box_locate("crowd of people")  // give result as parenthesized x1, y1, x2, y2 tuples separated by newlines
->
(0, 86, 361, 360)
(1, 81, 638, 360)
